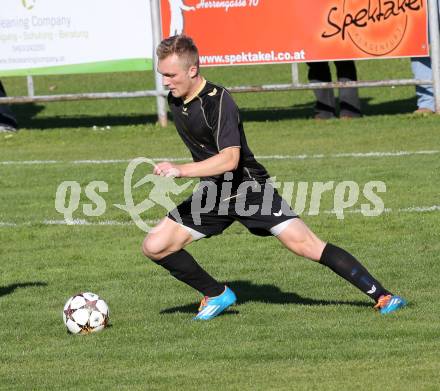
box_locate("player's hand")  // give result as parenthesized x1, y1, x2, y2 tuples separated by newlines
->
(153, 161, 182, 178)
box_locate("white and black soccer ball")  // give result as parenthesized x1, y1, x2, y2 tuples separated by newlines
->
(63, 292, 109, 335)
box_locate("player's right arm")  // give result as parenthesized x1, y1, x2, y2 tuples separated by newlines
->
(154, 146, 240, 178)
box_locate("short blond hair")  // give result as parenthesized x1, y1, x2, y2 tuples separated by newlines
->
(156, 35, 199, 70)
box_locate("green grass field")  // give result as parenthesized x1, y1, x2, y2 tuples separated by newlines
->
(1, 60, 440, 390)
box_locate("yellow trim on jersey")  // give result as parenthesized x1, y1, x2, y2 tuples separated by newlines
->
(184, 77, 207, 104)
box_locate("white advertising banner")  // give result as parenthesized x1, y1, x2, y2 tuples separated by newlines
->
(0, 0, 153, 76)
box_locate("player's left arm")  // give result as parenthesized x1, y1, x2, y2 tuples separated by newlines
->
(154, 147, 240, 178)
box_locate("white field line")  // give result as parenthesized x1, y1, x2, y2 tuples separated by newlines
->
(1, 205, 439, 228)
(0, 222, 18, 227)
(0, 150, 438, 166)
(0, 219, 158, 227)
(43, 219, 139, 226)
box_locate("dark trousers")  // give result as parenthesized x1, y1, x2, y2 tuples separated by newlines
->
(0, 81, 18, 128)
(307, 61, 362, 118)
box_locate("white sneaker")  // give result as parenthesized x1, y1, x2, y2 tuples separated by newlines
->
(0, 124, 18, 133)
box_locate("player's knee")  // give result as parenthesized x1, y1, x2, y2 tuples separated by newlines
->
(142, 235, 168, 261)
(283, 233, 325, 260)
(299, 237, 326, 261)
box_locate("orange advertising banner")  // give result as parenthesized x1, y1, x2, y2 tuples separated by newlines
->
(160, 0, 428, 66)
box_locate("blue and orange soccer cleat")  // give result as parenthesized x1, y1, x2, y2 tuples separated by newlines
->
(194, 286, 237, 320)
(374, 294, 407, 314)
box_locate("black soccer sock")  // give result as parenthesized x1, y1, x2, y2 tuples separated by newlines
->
(154, 249, 225, 297)
(319, 243, 390, 302)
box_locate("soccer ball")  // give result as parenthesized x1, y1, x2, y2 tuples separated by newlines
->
(63, 292, 109, 335)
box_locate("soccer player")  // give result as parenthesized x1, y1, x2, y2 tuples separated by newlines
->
(142, 35, 406, 320)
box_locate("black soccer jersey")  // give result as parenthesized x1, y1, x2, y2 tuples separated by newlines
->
(168, 79, 270, 185)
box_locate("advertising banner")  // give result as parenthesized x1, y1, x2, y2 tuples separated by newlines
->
(160, 0, 429, 66)
(0, 0, 153, 76)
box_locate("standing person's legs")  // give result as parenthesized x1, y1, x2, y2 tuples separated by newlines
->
(0, 81, 18, 132)
(307, 62, 336, 119)
(411, 57, 434, 112)
(335, 61, 362, 118)
(409, 0, 440, 113)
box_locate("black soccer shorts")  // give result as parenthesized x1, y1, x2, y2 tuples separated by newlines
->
(167, 181, 298, 239)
